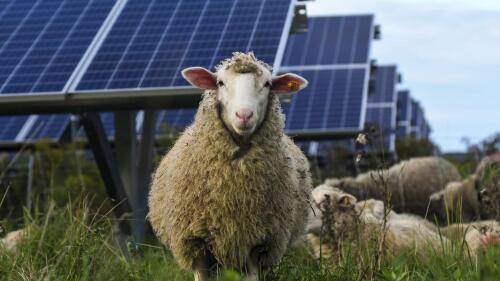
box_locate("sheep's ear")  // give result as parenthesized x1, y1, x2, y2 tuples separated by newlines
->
(337, 194, 357, 208)
(181, 67, 217, 90)
(271, 73, 308, 94)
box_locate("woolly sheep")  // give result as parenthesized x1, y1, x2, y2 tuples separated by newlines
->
(428, 175, 481, 223)
(148, 52, 311, 281)
(307, 185, 448, 260)
(0, 229, 24, 252)
(441, 220, 500, 253)
(325, 157, 461, 217)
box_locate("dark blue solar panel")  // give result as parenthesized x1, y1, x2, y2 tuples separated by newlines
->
(410, 99, 420, 127)
(76, 0, 292, 91)
(368, 66, 397, 103)
(282, 15, 373, 66)
(0, 116, 29, 141)
(26, 114, 70, 140)
(365, 107, 394, 151)
(396, 90, 410, 122)
(283, 69, 365, 132)
(396, 90, 411, 138)
(0, 0, 116, 94)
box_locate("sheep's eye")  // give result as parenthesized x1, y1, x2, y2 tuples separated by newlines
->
(264, 81, 271, 88)
(217, 80, 224, 87)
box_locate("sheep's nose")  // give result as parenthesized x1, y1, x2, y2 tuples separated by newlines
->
(235, 109, 254, 124)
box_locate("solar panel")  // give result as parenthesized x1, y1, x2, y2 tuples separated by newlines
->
(0, 0, 116, 94)
(278, 15, 373, 136)
(365, 107, 395, 152)
(283, 68, 366, 133)
(0, 116, 29, 141)
(410, 99, 424, 139)
(24, 114, 70, 140)
(368, 65, 397, 103)
(75, 0, 293, 91)
(364, 66, 398, 152)
(396, 90, 411, 138)
(281, 15, 373, 66)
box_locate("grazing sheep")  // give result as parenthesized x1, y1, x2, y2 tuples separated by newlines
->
(476, 152, 500, 221)
(325, 157, 461, 217)
(148, 52, 311, 280)
(307, 185, 447, 260)
(428, 175, 481, 223)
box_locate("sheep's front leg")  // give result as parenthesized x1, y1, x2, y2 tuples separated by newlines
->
(193, 254, 216, 281)
(243, 245, 268, 281)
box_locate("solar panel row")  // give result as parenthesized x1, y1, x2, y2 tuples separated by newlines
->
(0, 0, 294, 144)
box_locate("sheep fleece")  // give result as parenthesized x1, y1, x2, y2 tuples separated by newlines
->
(148, 91, 311, 270)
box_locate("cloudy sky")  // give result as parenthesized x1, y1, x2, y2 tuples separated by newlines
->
(307, 0, 500, 152)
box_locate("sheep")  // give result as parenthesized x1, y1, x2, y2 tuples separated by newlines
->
(307, 185, 448, 261)
(428, 175, 481, 223)
(0, 229, 24, 252)
(148, 52, 311, 281)
(325, 157, 461, 217)
(440, 220, 500, 253)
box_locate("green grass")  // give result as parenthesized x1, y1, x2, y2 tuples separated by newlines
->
(1, 200, 499, 281)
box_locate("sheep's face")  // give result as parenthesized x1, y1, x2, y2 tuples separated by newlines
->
(307, 184, 359, 240)
(182, 55, 307, 139)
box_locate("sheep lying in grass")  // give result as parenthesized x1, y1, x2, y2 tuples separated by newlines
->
(325, 157, 461, 217)
(307, 184, 447, 260)
(0, 229, 24, 252)
(429, 157, 499, 223)
(428, 175, 481, 223)
(148, 52, 311, 281)
(308, 185, 500, 262)
(441, 220, 500, 253)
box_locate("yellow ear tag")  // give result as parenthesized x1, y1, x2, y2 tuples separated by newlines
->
(287, 81, 300, 91)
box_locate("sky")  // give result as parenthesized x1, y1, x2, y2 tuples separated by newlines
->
(307, 0, 500, 152)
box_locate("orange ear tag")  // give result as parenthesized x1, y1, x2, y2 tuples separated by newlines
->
(287, 81, 300, 91)
(339, 196, 352, 206)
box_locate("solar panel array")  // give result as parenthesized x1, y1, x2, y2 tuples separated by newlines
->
(75, 0, 293, 91)
(83, 0, 293, 137)
(0, 0, 294, 144)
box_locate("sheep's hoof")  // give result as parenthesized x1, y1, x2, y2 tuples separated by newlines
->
(192, 252, 217, 281)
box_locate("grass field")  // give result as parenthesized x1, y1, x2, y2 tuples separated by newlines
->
(1, 199, 499, 281)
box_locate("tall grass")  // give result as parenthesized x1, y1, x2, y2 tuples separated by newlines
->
(1, 196, 499, 281)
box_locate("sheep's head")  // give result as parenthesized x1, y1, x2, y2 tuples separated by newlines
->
(308, 184, 359, 244)
(182, 52, 308, 138)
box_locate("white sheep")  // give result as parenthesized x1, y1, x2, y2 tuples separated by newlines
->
(325, 157, 461, 217)
(307, 184, 447, 260)
(428, 175, 481, 222)
(148, 52, 311, 281)
(0, 229, 25, 252)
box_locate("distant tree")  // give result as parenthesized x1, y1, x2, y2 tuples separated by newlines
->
(481, 132, 499, 155)
(396, 137, 437, 160)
